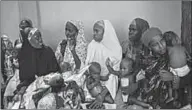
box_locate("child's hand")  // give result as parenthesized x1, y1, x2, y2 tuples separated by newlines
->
(105, 58, 111, 66)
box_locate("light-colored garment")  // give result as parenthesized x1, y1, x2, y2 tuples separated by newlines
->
(37, 93, 56, 109)
(86, 20, 122, 100)
(20, 74, 54, 109)
(63, 65, 90, 88)
(120, 78, 129, 102)
(4, 69, 20, 97)
(170, 64, 190, 77)
(55, 20, 88, 71)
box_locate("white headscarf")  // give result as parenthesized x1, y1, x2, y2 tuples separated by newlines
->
(86, 20, 122, 99)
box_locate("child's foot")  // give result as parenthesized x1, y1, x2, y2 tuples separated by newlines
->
(166, 97, 174, 103)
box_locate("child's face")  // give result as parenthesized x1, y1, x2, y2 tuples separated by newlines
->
(89, 64, 101, 80)
(120, 60, 133, 77)
(60, 62, 71, 73)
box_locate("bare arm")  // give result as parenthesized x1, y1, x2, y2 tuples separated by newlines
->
(86, 77, 99, 90)
(100, 73, 110, 81)
(106, 65, 120, 77)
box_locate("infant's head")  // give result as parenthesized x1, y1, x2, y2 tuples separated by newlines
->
(120, 57, 135, 77)
(88, 62, 101, 79)
(163, 31, 181, 46)
(60, 62, 72, 73)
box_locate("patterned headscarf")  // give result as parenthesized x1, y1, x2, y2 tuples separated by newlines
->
(134, 18, 150, 34)
(55, 20, 88, 70)
(1, 34, 13, 50)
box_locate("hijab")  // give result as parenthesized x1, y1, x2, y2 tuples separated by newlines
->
(55, 20, 87, 70)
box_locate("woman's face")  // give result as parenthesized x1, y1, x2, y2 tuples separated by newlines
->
(128, 20, 141, 42)
(65, 22, 78, 42)
(30, 31, 43, 49)
(149, 35, 167, 55)
(93, 22, 104, 42)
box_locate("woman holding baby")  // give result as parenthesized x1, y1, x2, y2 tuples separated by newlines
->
(85, 20, 122, 109)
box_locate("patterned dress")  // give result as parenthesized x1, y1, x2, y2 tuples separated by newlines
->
(55, 20, 88, 71)
(139, 53, 170, 108)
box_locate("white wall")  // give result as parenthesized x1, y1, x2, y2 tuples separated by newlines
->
(1, 1, 181, 51)
(39, 1, 181, 51)
(1, 1, 20, 43)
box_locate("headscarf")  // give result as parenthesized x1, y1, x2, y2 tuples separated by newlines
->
(86, 20, 122, 99)
(86, 20, 122, 68)
(19, 18, 33, 29)
(134, 18, 150, 34)
(55, 20, 88, 70)
(141, 27, 162, 47)
(122, 18, 150, 59)
(27, 28, 43, 49)
(1, 34, 13, 50)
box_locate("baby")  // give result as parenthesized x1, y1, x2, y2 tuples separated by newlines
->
(106, 57, 152, 109)
(163, 31, 191, 103)
(60, 62, 72, 73)
(85, 62, 114, 108)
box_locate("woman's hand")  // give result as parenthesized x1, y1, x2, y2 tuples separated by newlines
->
(159, 70, 173, 81)
(89, 94, 104, 109)
(60, 40, 67, 56)
(68, 39, 76, 52)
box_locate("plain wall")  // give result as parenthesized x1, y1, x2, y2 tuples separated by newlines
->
(1, 1, 20, 44)
(1, 1, 181, 51)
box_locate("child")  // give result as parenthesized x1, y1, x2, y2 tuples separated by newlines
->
(163, 31, 191, 103)
(85, 62, 114, 108)
(60, 62, 72, 73)
(106, 57, 153, 109)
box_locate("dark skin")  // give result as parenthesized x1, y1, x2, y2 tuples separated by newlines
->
(61, 22, 81, 69)
(128, 21, 142, 47)
(85, 63, 114, 108)
(106, 58, 153, 109)
(93, 21, 104, 42)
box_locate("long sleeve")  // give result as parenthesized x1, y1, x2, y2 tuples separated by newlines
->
(48, 47, 60, 73)
(55, 42, 63, 65)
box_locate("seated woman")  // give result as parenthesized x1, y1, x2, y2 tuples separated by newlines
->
(140, 27, 191, 108)
(85, 20, 122, 109)
(3, 39, 22, 109)
(11, 27, 60, 109)
(55, 20, 88, 72)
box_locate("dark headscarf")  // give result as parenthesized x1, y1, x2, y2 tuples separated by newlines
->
(18, 28, 60, 90)
(19, 18, 33, 29)
(134, 18, 150, 34)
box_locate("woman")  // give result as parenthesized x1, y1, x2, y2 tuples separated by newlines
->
(3, 39, 22, 109)
(55, 20, 88, 71)
(11, 27, 60, 109)
(1, 34, 14, 82)
(85, 20, 122, 109)
(140, 27, 191, 108)
(122, 18, 150, 60)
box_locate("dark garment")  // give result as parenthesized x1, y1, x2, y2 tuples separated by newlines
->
(18, 33, 60, 90)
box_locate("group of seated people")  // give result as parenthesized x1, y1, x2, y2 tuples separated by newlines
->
(1, 18, 192, 109)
